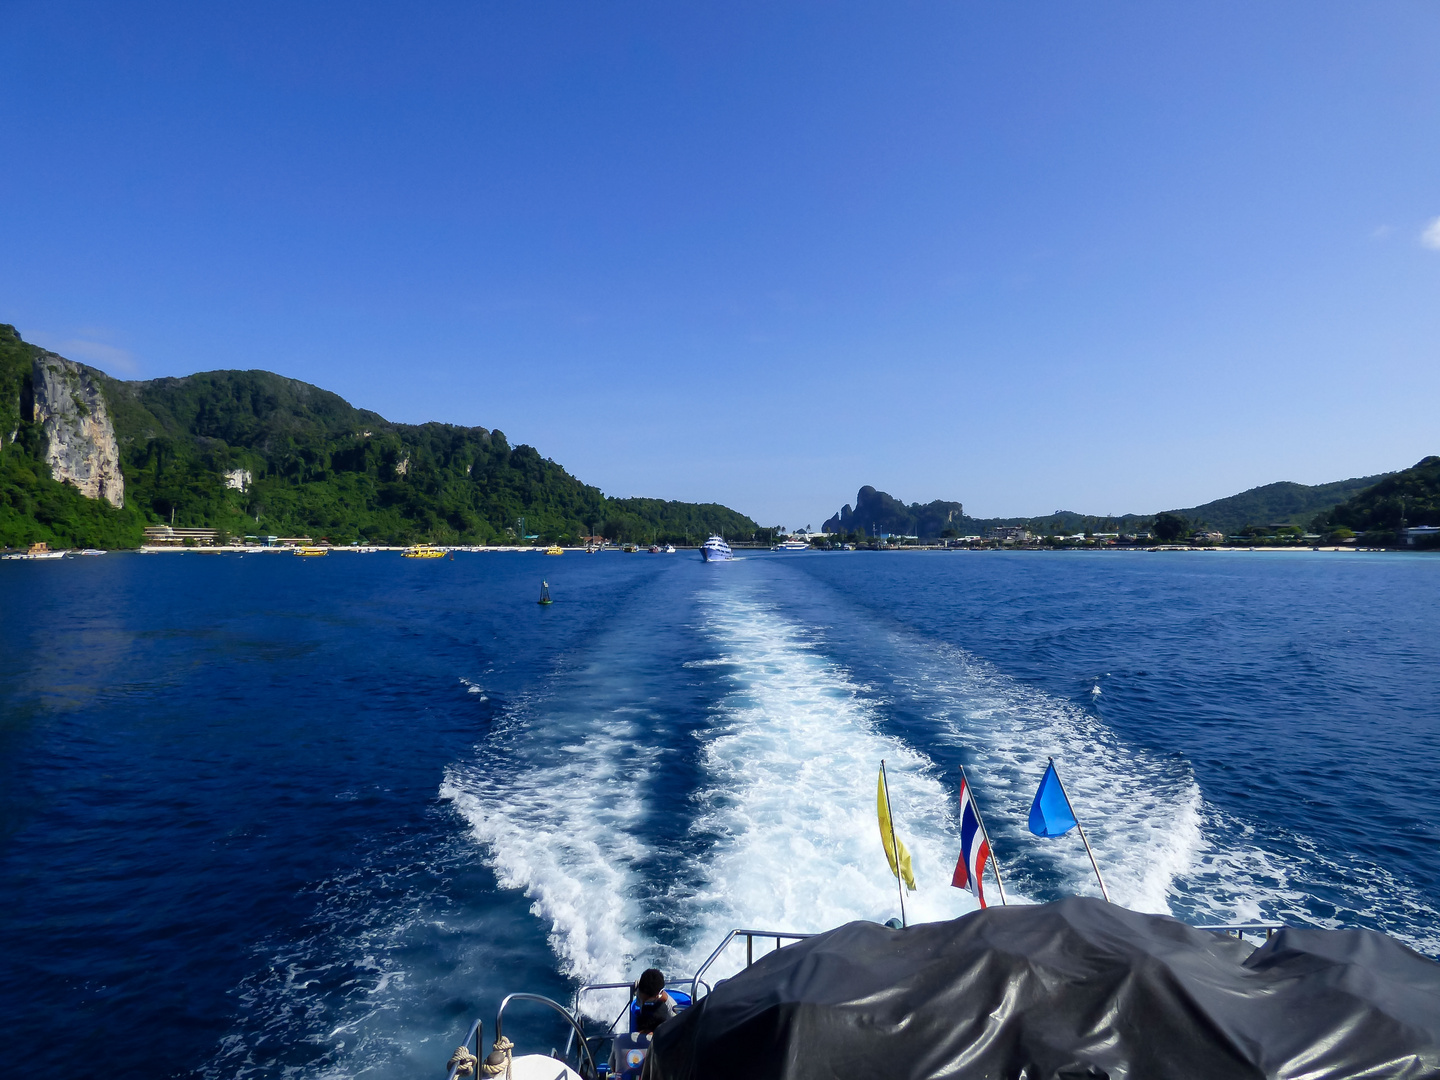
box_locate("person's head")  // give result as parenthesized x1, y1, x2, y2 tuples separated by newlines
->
(635, 968, 665, 1000)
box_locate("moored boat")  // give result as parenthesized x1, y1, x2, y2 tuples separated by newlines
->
(402, 544, 446, 559)
(2, 541, 67, 561)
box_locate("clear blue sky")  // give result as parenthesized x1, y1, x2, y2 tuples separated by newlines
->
(3, 2, 1438, 527)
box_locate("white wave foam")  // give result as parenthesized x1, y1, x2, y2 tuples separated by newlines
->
(674, 590, 980, 981)
(870, 638, 1208, 914)
(441, 727, 654, 987)
(844, 628, 1440, 951)
(443, 568, 1440, 1021)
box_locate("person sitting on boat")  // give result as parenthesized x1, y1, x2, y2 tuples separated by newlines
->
(632, 968, 675, 1034)
(608, 969, 676, 1079)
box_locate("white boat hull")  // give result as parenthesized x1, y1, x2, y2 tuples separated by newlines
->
(509, 1054, 582, 1080)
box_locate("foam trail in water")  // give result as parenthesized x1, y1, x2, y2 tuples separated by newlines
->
(849, 629, 1440, 952)
(895, 645, 1205, 914)
(441, 686, 657, 987)
(674, 590, 979, 980)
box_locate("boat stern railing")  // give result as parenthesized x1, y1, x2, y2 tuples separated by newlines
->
(445, 1018, 484, 1080)
(1196, 922, 1285, 943)
(691, 928, 815, 1000)
(496, 992, 599, 1079)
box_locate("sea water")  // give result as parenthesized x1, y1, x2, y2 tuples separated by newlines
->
(1, 550, 1436, 1076)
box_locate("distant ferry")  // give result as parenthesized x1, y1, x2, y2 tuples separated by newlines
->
(774, 539, 810, 552)
(700, 535, 733, 562)
(545, 545, 564, 555)
(294, 546, 328, 557)
(402, 545, 445, 559)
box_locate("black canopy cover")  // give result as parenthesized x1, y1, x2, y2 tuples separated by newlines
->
(646, 897, 1440, 1080)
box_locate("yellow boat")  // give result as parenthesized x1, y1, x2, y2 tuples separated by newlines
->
(402, 545, 446, 559)
(545, 544, 564, 555)
(294, 546, 328, 557)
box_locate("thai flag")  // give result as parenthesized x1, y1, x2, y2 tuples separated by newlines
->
(951, 774, 991, 907)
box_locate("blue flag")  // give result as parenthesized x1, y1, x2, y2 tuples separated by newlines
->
(1028, 761, 1078, 837)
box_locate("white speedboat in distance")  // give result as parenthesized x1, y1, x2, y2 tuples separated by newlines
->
(700, 535, 733, 562)
(774, 539, 809, 552)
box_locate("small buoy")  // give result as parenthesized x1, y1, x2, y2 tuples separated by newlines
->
(538, 580, 553, 605)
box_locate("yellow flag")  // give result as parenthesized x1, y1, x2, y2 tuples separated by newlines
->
(877, 767, 917, 891)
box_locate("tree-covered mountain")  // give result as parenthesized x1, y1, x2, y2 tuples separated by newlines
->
(1167, 475, 1390, 535)
(0, 324, 757, 548)
(1318, 456, 1440, 541)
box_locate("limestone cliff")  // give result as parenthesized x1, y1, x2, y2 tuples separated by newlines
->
(27, 352, 125, 508)
(823, 485, 965, 538)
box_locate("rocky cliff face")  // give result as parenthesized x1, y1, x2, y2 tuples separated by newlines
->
(27, 352, 125, 508)
(823, 485, 965, 538)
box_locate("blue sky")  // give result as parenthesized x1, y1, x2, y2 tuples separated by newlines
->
(3, 2, 1438, 527)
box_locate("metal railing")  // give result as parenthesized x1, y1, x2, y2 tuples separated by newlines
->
(1196, 922, 1285, 942)
(691, 928, 815, 999)
(445, 1018, 484, 1080)
(496, 992, 598, 1079)
(564, 977, 716, 1063)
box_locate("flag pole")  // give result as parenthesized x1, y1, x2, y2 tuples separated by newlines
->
(1049, 757, 1110, 902)
(880, 759, 907, 928)
(959, 765, 1007, 906)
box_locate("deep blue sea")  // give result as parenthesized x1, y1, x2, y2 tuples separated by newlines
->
(2, 549, 1438, 1077)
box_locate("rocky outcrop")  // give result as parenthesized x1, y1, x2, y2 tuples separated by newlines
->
(28, 353, 125, 508)
(823, 486, 965, 538)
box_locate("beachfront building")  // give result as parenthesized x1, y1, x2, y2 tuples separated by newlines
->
(143, 525, 220, 546)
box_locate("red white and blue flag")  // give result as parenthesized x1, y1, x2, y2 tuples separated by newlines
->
(951, 774, 991, 907)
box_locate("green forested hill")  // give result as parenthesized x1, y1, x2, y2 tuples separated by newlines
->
(0, 324, 757, 547)
(1320, 456, 1440, 540)
(1169, 475, 1390, 535)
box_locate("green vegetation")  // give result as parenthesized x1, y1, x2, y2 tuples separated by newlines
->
(600, 498, 759, 546)
(1167, 476, 1390, 536)
(1151, 512, 1189, 543)
(1317, 456, 1440, 545)
(0, 324, 759, 548)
